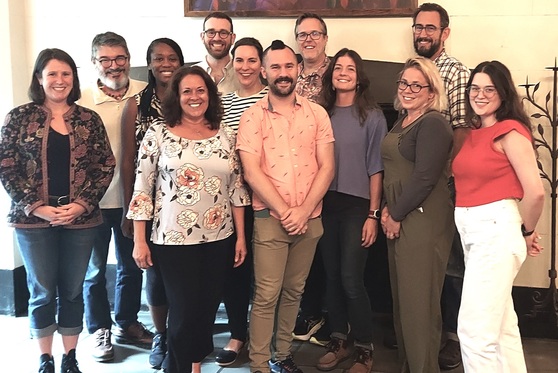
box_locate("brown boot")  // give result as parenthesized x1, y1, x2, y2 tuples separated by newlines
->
(316, 337, 350, 371)
(347, 346, 373, 373)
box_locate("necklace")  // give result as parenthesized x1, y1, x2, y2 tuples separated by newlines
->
(97, 80, 129, 100)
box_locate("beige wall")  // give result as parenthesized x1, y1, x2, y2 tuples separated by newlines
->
(1, 0, 558, 286)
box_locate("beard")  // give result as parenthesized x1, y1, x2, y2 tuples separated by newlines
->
(414, 36, 441, 59)
(96, 65, 130, 90)
(269, 76, 295, 97)
(204, 40, 231, 60)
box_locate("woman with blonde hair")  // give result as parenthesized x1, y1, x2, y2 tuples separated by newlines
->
(380, 56, 453, 372)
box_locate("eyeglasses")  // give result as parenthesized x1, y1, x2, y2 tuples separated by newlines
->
(95, 56, 128, 68)
(412, 24, 444, 35)
(467, 85, 498, 98)
(204, 29, 232, 39)
(397, 80, 430, 93)
(296, 31, 325, 41)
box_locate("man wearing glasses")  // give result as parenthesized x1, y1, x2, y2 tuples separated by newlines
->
(197, 12, 239, 94)
(294, 13, 330, 104)
(412, 3, 470, 370)
(79, 31, 151, 363)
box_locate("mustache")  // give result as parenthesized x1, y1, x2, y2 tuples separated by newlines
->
(416, 37, 432, 43)
(105, 67, 125, 75)
(273, 77, 294, 85)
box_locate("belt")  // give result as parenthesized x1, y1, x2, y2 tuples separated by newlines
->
(48, 195, 70, 207)
(253, 208, 271, 218)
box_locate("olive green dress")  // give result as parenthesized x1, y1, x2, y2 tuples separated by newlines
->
(381, 111, 453, 373)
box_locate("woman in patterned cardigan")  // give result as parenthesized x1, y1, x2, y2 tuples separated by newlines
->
(0, 48, 114, 373)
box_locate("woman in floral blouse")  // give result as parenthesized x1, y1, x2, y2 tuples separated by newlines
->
(0, 48, 115, 373)
(127, 65, 250, 373)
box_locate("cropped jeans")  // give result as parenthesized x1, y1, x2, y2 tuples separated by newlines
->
(455, 199, 527, 373)
(83, 208, 142, 333)
(15, 226, 96, 338)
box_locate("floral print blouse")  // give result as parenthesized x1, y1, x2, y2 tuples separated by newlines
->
(0, 103, 115, 228)
(127, 122, 250, 245)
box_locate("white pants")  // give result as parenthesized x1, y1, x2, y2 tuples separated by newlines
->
(455, 199, 527, 373)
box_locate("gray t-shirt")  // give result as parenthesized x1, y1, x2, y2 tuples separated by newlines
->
(328, 105, 387, 200)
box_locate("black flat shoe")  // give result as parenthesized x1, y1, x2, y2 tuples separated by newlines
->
(215, 348, 240, 366)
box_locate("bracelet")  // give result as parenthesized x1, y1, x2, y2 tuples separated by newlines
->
(521, 224, 535, 237)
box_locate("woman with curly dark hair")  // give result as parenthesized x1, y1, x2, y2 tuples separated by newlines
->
(127, 65, 250, 373)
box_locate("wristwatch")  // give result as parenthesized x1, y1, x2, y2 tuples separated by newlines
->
(368, 209, 381, 220)
(521, 224, 535, 237)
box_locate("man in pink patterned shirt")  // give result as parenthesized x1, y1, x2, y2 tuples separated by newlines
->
(236, 40, 334, 373)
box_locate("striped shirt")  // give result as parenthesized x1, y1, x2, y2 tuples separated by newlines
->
(221, 86, 269, 132)
(434, 49, 470, 129)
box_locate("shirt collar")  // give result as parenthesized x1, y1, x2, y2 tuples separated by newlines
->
(299, 56, 330, 78)
(263, 93, 303, 113)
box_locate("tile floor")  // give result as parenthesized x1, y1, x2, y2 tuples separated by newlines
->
(3, 309, 558, 373)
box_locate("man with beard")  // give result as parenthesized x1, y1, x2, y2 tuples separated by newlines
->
(196, 12, 239, 94)
(412, 3, 470, 370)
(236, 40, 335, 373)
(79, 31, 152, 363)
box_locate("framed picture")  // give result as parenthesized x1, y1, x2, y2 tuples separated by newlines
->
(184, 0, 417, 17)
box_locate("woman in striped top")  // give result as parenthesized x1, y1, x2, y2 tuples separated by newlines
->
(221, 37, 269, 132)
(215, 37, 268, 367)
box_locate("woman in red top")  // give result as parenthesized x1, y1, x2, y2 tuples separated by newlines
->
(452, 60, 544, 373)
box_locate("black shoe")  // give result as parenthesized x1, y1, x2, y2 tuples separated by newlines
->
(216, 348, 239, 366)
(309, 318, 331, 346)
(38, 354, 54, 373)
(269, 356, 303, 373)
(150, 331, 168, 369)
(438, 339, 462, 370)
(292, 314, 324, 341)
(61, 349, 82, 373)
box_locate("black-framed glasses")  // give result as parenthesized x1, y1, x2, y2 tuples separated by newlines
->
(204, 29, 232, 39)
(95, 56, 128, 68)
(466, 85, 498, 98)
(412, 24, 444, 35)
(296, 31, 325, 41)
(397, 80, 430, 93)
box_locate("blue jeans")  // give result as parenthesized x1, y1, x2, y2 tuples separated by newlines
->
(15, 226, 96, 338)
(320, 192, 374, 348)
(83, 208, 142, 332)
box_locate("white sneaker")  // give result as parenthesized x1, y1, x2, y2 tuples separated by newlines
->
(92, 328, 114, 362)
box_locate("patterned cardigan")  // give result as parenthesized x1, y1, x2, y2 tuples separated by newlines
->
(0, 102, 115, 228)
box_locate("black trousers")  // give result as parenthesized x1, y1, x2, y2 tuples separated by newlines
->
(154, 236, 235, 373)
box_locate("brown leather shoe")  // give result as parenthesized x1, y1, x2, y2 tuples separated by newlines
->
(113, 322, 154, 347)
(347, 347, 373, 373)
(316, 337, 350, 371)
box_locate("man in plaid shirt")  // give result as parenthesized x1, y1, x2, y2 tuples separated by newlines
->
(412, 3, 470, 371)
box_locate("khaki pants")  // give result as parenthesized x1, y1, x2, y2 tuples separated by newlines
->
(249, 215, 323, 371)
